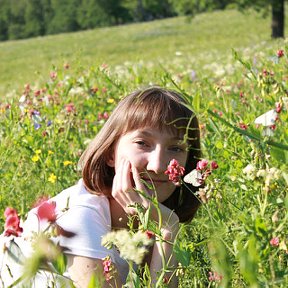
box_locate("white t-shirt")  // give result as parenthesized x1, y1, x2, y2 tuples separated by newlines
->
(0, 179, 129, 286)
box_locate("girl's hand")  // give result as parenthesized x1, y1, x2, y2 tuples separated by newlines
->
(111, 158, 151, 215)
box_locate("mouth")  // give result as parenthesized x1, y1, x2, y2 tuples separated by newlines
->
(141, 178, 167, 184)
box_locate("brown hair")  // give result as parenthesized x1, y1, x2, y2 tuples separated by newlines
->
(79, 87, 201, 222)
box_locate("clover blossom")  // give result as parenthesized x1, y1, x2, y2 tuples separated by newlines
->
(102, 256, 115, 281)
(102, 229, 153, 265)
(270, 237, 280, 247)
(208, 271, 223, 282)
(165, 159, 185, 186)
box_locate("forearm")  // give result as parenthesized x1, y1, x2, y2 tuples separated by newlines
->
(149, 227, 179, 287)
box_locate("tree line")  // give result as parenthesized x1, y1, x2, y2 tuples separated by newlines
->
(0, 0, 285, 41)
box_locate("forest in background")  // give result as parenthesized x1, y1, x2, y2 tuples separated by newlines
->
(1, 0, 284, 41)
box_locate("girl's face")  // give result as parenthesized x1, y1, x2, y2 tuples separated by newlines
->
(110, 127, 188, 202)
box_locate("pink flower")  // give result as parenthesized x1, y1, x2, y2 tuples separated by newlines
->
(277, 49, 284, 58)
(65, 103, 75, 113)
(50, 71, 57, 80)
(208, 271, 223, 282)
(239, 122, 248, 130)
(270, 237, 279, 247)
(102, 256, 114, 281)
(196, 159, 209, 171)
(3, 207, 23, 237)
(37, 201, 57, 223)
(165, 159, 185, 185)
(210, 161, 219, 170)
(4, 207, 18, 218)
(275, 102, 282, 113)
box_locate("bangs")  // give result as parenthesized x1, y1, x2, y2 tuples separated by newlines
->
(119, 90, 195, 140)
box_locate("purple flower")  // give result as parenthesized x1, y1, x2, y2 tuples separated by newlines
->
(34, 123, 41, 130)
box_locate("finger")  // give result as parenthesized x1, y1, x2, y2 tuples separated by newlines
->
(131, 165, 147, 195)
(122, 159, 134, 192)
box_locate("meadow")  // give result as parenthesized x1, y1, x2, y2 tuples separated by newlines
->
(0, 8, 288, 287)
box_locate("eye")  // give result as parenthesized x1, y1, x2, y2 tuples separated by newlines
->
(135, 140, 149, 148)
(169, 145, 186, 152)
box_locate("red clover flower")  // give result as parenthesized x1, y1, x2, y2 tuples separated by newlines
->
(165, 159, 185, 186)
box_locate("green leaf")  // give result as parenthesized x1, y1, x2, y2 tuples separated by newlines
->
(174, 241, 191, 267)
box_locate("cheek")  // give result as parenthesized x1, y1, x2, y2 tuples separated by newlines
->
(129, 154, 147, 169)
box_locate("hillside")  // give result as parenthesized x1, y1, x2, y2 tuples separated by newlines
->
(0, 9, 284, 97)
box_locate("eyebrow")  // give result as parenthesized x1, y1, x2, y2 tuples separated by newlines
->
(135, 130, 185, 141)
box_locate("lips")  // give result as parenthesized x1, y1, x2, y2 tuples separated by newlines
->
(141, 178, 167, 183)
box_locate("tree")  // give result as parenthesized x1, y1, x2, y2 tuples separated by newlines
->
(0, 0, 9, 40)
(23, 0, 44, 38)
(271, 0, 285, 38)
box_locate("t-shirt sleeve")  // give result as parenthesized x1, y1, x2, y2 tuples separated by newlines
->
(55, 201, 114, 262)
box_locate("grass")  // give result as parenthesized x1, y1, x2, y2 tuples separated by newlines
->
(0, 9, 282, 97)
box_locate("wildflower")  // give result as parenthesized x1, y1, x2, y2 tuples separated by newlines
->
(107, 98, 114, 104)
(210, 161, 219, 170)
(34, 123, 41, 130)
(48, 150, 54, 155)
(208, 271, 223, 282)
(63, 160, 73, 166)
(37, 201, 57, 223)
(32, 154, 40, 162)
(98, 112, 109, 121)
(4, 207, 18, 218)
(272, 210, 279, 223)
(165, 159, 185, 186)
(63, 63, 70, 69)
(196, 159, 209, 170)
(277, 49, 284, 58)
(50, 71, 57, 80)
(242, 164, 256, 180)
(34, 90, 41, 97)
(163, 276, 169, 284)
(90, 87, 98, 94)
(275, 102, 282, 113)
(3, 207, 23, 237)
(145, 230, 155, 240)
(48, 173, 57, 183)
(102, 256, 115, 281)
(65, 103, 75, 113)
(270, 237, 280, 247)
(239, 122, 248, 130)
(102, 230, 153, 265)
(197, 188, 209, 203)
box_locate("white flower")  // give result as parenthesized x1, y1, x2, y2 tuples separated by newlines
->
(102, 230, 153, 265)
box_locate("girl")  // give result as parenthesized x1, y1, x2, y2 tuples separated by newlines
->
(1, 87, 201, 287)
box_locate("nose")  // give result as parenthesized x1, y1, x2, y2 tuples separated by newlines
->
(146, 148, 168, 174)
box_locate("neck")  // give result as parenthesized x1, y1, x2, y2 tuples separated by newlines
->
(109, 198, 130, 230)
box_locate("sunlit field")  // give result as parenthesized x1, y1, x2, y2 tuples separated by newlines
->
(0, 8, 287, 287)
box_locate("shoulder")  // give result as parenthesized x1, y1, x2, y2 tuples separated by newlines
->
(53, 179, 109, 211)
(24, 179, 111, 235)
